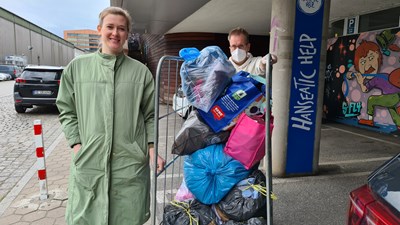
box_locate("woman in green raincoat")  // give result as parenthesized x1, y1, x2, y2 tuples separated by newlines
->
(56, 6, 165, 225)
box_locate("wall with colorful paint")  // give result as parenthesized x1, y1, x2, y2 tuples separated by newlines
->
(324, 28, 400, 134)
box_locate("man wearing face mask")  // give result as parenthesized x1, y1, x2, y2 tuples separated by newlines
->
(228, 27, 277, 76)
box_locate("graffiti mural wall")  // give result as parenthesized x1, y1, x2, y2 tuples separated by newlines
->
(324, 27, 400, 134)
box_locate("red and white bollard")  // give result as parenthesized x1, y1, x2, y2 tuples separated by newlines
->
(33, 120, 48, 200)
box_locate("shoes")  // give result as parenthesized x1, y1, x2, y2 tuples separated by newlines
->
(358, 119, 374, 126)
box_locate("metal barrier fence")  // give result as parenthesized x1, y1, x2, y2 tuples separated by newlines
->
(151, 55, 186, 225)
(150, 54, 274, 225)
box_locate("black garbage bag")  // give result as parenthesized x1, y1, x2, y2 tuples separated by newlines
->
(163, 200, 217, 225)
(172, 110, 230, 155)
(225, 217, 267, 225)
(217, 170, 267, 221)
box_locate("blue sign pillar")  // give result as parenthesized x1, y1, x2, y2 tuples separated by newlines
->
(286, 0, 325, 175)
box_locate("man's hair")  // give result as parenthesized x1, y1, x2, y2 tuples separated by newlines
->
(228, 27, 249, 44)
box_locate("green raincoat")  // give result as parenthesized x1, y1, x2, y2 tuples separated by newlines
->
(56, 50, 155, 225)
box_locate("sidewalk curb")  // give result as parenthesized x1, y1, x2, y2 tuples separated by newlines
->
(0, 132, 65, 217)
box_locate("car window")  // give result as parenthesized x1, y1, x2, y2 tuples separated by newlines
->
(22, 70, 62, 80)
(0, 65, 14, 72)
(368, 154, 400, 213)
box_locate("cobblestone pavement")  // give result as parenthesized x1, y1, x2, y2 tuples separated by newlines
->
(0, 137, 70, 225)
(0, 125, 153, 225)
(0, 92, 62, 203)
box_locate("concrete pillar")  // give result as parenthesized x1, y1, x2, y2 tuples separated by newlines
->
(268, 0, 331, 177)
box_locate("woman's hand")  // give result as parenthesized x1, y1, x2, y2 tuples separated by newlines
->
(72, 144, 81, 155)
(149, 147, 166, 174)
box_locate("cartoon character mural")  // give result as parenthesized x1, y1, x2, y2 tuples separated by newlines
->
(324, 28, 400, 133)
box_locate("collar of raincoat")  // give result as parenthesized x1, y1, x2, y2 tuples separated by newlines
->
(96, 48, 126, 71)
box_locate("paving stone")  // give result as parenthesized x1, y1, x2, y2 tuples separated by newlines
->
(2, 161, 13, 166)
(6, 177, 24, 184)
(2, 167, 15, 173)
(12, 169, 30, 177)
(49, 175, 65, 182)
(14, 203, 39, 215)
(55, 217, 67, 225)
(0, 188, 10, 200)
(11, 197, 37, 208)
(24, 181, 36, 189)
(2, 207, 16, 216)
(52, 189, 68, 201)
(0, 214, 22, 224)
(21, 210, 46, 222)
(12, 222, 30, 225)
(1, 182, 17, 189)
(20, 186, 40, 196)
(52, 179, 69, 186)
(31, 217, 56, 225)
(46, 207, 66, 218)
(38, 200, 62, 211)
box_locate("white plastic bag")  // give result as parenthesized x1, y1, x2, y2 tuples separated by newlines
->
(179, 46, 236, 112)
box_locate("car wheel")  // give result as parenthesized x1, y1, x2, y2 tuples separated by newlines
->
(15, 105, 26, 113)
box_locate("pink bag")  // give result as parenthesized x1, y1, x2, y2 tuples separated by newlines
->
(174, 179, 194, 202)
(224, 113, 273, 170)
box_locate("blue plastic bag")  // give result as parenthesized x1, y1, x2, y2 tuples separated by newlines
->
(198, 71, 263, 132)
(184, 144, 250, 205)
(179, 46, 236, 112)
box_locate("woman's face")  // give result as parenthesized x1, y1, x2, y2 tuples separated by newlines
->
(97, 14, 128, 55)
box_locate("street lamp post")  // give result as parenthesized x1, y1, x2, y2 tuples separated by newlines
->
(28, 46, 33, 64)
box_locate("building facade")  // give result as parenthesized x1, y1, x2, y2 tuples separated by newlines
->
(64, 29, 100, 52)
(0, 7, 74, 66)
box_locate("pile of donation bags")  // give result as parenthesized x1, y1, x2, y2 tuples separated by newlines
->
(163, 46, 274, 225)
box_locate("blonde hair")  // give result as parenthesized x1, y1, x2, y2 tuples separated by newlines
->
(98, 6, 132, 33)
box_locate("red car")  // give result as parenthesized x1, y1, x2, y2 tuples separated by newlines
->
(348, 153, 400, 225)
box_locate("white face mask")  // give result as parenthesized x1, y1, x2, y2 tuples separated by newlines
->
(231, 48, 247, 63)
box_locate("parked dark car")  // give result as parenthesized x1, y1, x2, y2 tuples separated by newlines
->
(0, 64, 20, 80)
(347, 153, 400, 225)
(14, 65, 63, 113)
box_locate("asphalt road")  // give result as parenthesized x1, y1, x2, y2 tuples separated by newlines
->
(0, 80, 14, 98)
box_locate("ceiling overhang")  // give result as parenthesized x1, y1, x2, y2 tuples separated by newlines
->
(111, 0, 400, 36)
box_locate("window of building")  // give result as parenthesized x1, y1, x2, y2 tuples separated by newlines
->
(359, 7, 400, 32)
(329, 6, 400, 37)
(330, 20, 344, 37)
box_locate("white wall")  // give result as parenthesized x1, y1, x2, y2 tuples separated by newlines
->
(0, 18, 16, 60)
(0, 16, 74, 66)
(30, 31, 43, 65)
